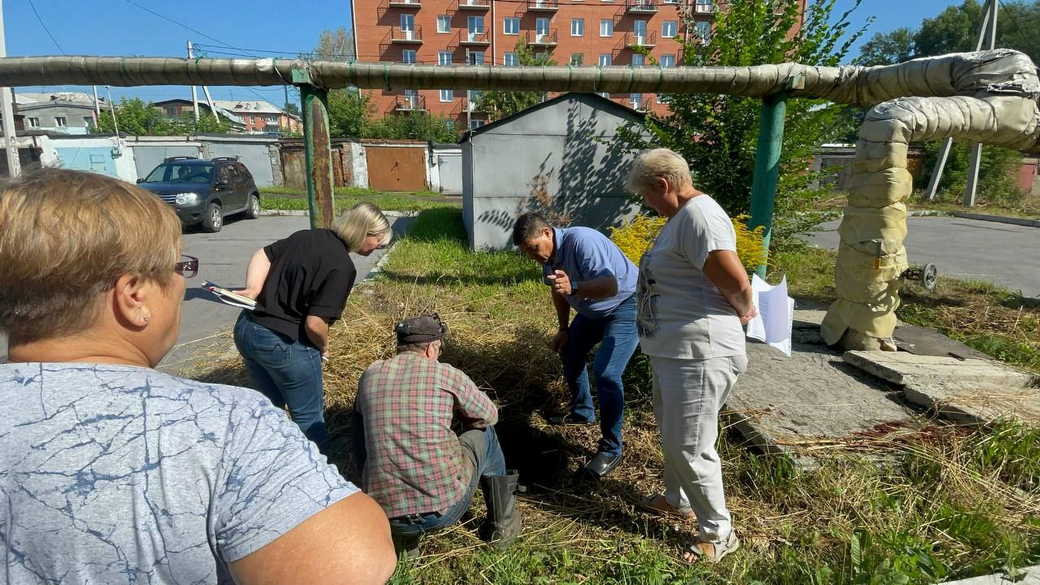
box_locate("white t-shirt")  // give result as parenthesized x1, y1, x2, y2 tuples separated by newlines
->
(637, 195, 747, 359)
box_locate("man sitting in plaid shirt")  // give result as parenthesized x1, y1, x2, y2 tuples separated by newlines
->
(353, 314, 521, 553)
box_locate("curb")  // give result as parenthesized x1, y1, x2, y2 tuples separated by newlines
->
(910, 210, 948, 217)
(951, 211, 1040, 228)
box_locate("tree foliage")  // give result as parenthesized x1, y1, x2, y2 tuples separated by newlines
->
(476, 40, 554, 121)
(916, 142, 1025, 206)
(617, 0, 866, 244)
(854, 27, 915, 66)
(94, 98, 231, 136)
(314, 27, 355, 60)
(365, 111, 458, 142)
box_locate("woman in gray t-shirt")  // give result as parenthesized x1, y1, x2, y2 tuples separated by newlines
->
(0, 169, 395, 585)
(627, 149, 757, 564)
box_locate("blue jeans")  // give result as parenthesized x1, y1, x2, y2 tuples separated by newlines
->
(562, 294, 639, 456)
(233, 311, 328, 450)
(387, 426, 507, 537)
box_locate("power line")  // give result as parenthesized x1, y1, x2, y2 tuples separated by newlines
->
(26, 0, 64, 54)
(122, 0, 235, 48)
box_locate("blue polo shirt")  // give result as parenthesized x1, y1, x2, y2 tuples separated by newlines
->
(543, 227, 639, 318)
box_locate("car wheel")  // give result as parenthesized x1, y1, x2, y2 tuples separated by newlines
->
(201, 202, 223, 233)
(244, 193, 261, 219)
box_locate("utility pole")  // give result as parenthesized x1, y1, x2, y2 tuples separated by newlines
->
(925, 0, 998, 204)
(91, 85, 101, 122)
(0, 0, 21, 177)
(187, 41, 200, 123)
(202, 86, 219, 121)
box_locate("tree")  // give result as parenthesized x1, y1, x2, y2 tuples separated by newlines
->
(284, 102, 301, 116)
(854, 27, 915, 66)
(95, 98, 175, 135)
(617, 0, 867, 243)
(314, 27, 354, 60)
(365, 111, 457, 142)
(476, 40, 554, 120)
(327, 88, 370, 137)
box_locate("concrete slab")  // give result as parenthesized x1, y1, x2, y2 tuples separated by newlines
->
(939, 565, 1040, 585)
(727, 316, 920, 457)
(893, 324, 989, 360)
(843, 351, 1034, 387)
(903, 380, 1040, 426)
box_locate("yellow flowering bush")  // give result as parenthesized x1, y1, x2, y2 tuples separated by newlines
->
(610, 214, 767, 272)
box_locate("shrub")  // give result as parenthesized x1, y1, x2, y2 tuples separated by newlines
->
(610, 214, 767, 272)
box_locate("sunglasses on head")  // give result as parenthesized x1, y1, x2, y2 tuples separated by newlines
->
(175, 255, 199, 278)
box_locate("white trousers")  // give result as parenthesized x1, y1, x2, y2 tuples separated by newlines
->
(650, 354, 747, 541)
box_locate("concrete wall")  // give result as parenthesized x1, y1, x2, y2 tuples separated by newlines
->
(464, 94, 643, 250)
(127, 138, 203, 179)
(50, 136, 138, 182)
(200, 136, 281, 187)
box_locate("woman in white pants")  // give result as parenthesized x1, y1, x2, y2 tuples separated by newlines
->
(627, 148, 757, 563)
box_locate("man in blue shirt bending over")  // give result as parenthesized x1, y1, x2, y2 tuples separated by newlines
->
(513, 212, 639, 479)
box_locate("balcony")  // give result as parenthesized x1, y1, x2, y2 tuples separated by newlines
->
(694, 2, 717, 13)
(456, 0, 490, 10)
(395, 94, 427, 112)
(526, 30, 558, 47)
(459, 30, 491, 46)
(527, 0, 558, 12)
(625, 0, 658, 13)
(388, 0, 421, 7)
(390, 26, 423, 44)
(624, 31, 656, 48)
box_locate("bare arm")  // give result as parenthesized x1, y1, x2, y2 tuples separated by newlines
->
(237, 248, 271, 300)
(305, 315, 331, 355)
(230, 492, 396, 585)
(550, 289, 571, 353)
(703, 250, 756, 324)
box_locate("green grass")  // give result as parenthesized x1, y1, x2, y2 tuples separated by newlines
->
(260, 185, 441, 198)
(260, 193, 458, 213)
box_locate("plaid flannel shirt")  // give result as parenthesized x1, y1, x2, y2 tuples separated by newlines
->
(355, 352, 498, 518)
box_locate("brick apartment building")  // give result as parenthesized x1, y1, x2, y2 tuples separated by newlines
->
(352, 0, 736, 129)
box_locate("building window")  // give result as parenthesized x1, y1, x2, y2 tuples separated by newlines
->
(659, 54, 675, 68)
(440, 89, 454, 102)
(662, 20, 677, 38)
(402, 49, 417, 64)
(634, 19, 648, 40)
(631, 53, 645, 67)
(695, 20, 711, 40)
(598, 53, 612, 67)
(570, 18, 584, 37)
(400, 13, 415, 31)
(570, 53, 583, 66)
(662, 0, 677, 3)
(504, 17, 520, 35)
(84, 116, 94, 127)
(55, 116, 67, 127)
(437, 14, 451, 33)
(630, 93, 643, 109)
(439, 51, 453, 65)
(468, 15, 485, 36)
(504, 52, 518, 66)
(469, 119, 485, 130)
(468, 50, 485, 65)
(657, 93, 669, 103)
(536, 17, 550, 38)
(599, 18, 613, 37)
(27, 117, 40, 127)
(467, 90, 483, 108)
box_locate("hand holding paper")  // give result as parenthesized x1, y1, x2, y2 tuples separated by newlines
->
(745, 274, 794, 357)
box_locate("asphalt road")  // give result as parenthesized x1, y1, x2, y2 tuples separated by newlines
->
(806, 216, 1040, 298)
(0, 213, 412, 369)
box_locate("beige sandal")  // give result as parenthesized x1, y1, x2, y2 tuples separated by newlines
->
(636, 493, 695, 519)
(684, 531, 740, 563)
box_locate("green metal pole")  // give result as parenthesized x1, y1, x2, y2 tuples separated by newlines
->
(749, 92, 788, 278)
(296, 74, 336, 229)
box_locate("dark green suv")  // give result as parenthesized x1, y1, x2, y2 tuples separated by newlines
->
(138, 156, 261, 232)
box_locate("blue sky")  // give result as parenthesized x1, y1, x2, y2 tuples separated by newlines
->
(4, 0, 963, 106)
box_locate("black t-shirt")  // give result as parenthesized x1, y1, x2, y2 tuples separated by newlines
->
(252, 229, 357, 343)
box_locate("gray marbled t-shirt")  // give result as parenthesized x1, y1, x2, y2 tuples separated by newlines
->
(0, 363, 359, 584)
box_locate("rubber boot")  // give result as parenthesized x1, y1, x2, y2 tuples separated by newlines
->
(481, 471, 522, 548)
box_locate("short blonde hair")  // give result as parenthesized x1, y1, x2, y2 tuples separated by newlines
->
(626, 148, 693, 195)
(333, 202, 391, 251)
(0, 169, 182, 345)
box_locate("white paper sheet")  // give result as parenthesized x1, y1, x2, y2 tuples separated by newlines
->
(745, 274, 794, 357)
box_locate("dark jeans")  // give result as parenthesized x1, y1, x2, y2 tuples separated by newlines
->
(233, 311, 328, 450)
(562, 294, 639, 456)
(386, 426, 507, 537)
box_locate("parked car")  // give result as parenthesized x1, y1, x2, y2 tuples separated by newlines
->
(137, 156, 261, 232)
